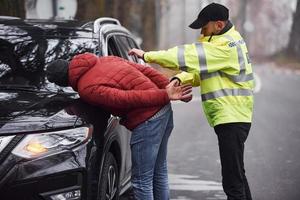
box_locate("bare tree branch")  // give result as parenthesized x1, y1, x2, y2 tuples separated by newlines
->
(0, 0, 25, 18)
(287, 0, 300, 58)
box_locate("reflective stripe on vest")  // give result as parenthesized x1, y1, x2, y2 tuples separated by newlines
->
(201, 88, 253, 101)
(178, 45, 188, 72)
(196, 38, 253, 101)
(195, 42, 254, 82)
(200, 71, 254, 82)
(195, 43, 208, 80)
(176, 40, 254, 102)
(223, 35, 246, 74)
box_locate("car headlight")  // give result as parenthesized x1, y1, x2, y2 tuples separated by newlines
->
(12, 127, 92, 159)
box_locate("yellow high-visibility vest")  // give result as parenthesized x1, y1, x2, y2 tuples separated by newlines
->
(144, 26, 254, 127)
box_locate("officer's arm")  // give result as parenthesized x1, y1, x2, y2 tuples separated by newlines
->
(143, 46, 180, 70)
(173, 71, 200, 87)
(199, 42, 231, 73)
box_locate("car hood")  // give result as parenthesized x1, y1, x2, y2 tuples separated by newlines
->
(0, 89, 83, 135)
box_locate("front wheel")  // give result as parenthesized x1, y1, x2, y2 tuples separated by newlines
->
(98, 152, 119, 200)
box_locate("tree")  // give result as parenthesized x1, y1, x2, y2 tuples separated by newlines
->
(75, 0, 105, 20)
(0, 0, 25, 18)
(287, 0, 300, 59)
(103, 0, 157, 50)
(141, 0, 157, 50)
(69, 0, 158, 50)
(230, 0, 249, 42)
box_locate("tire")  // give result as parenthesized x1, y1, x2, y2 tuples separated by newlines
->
(98, 152, 120, 200)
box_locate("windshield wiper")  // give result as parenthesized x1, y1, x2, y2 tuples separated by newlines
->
(0, 84, 54, 94)
(0, 84, 38, 90)
(0, 84, 77, 95)
(0, 84, 36, 88)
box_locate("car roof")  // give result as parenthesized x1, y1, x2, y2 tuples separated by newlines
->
(0, 17, 90, 31)
(0, 16, 132, 37)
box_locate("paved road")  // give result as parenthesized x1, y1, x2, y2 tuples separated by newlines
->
(168, 64, 300, 200)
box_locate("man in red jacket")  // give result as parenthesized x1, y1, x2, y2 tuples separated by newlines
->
(46, 53, 192, 200)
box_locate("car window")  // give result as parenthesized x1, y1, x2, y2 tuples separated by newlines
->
(107, 38, 120, 56)
(107, 35, 139, 62)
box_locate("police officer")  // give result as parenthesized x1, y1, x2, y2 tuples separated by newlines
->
(129, 3, 254, 200)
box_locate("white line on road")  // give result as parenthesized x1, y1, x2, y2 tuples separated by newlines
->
(253, 72, 262, 93)
(169, 174, 224, 191)
(171, 197, 193, 200)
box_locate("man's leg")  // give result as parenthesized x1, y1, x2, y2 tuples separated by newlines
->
(214, 123, 252, 200)
(130, 108, 171, 200)
(153, 109, 173, 200)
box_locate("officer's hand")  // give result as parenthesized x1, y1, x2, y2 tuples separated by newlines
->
(128, 48, 145, 59)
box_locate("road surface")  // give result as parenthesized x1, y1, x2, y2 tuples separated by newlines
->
(168, 64, 300, 200)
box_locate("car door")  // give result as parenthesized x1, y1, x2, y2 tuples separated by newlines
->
(104, 33, 142, 187)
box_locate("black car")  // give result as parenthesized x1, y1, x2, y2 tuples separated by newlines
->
(0, 17, 141, 200)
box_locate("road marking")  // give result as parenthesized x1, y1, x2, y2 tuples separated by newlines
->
(169, 174, 223, 191)
(253, 72, 262, 93)
(171, 197, 193, 200)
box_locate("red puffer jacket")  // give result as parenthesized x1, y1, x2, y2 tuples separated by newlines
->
(68, 53, 170, 130)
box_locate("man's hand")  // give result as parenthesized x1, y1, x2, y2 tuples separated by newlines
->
(180, 93, 193, 103)
(170, 78, 180, 86)
(170, 78, 193, 102)
(128, 48, 145, 59)
(166, 81, 192, 101)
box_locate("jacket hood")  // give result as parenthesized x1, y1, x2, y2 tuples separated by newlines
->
(69, 53, 98, 91)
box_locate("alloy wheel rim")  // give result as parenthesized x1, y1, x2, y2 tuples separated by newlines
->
(106, 165, 117, 200)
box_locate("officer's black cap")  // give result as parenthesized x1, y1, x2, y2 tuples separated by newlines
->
(189, 3, 229, 29)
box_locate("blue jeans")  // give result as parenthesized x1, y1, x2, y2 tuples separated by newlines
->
(130, 104, 173, 200)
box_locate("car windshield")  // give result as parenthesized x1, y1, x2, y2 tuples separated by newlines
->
(0, 20, 98, 91)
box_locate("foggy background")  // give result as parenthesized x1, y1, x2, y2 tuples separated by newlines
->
(1, 1, 300, 200)
(1, 0, 299, 60)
